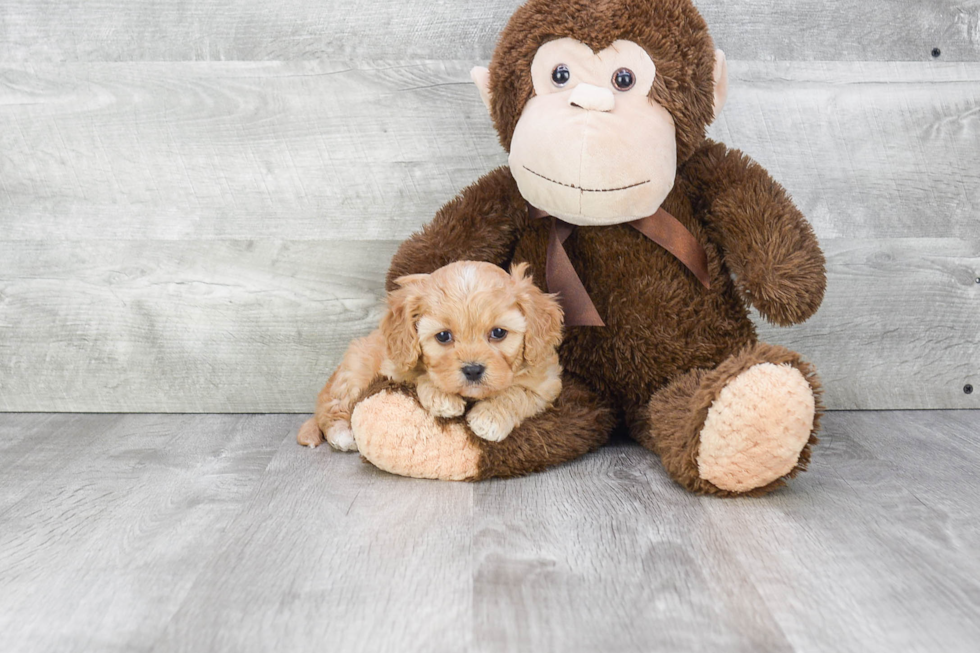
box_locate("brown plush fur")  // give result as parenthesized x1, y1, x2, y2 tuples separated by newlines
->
(366, 0, 827, 495)
(685, 142, 827, 325)
(475, 373, 617, 479)
(386, 159, 824, 414)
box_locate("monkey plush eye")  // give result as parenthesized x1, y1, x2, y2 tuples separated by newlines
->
(612, 67, 635, 91)
(489, 327, 508, 341)
(551, 64, 571, 87)
(435, 331, 453, 344)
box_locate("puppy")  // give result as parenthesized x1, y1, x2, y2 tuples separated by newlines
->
(297, 261, 564, 451)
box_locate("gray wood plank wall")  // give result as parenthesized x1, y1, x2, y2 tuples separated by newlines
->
(1, 2, 978, 411)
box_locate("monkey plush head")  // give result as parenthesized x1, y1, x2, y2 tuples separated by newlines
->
(470, 0, 728, 226)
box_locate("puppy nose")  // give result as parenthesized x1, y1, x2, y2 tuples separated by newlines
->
(568, 83, 615, 112)
(461, 364, 486, 382)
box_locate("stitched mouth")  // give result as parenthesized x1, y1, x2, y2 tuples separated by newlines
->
(523, 166, 650, 193)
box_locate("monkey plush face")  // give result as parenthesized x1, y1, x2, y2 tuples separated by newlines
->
(509, 38, 676, 225)
(471, 0, 729, 226)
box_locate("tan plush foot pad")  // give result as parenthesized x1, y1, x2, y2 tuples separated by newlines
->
(351, 390, 481, 481)
(697, 362, 816, 493)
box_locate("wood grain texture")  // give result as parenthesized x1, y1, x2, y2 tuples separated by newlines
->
(2, 411, 979, 652)
(1, 237, 977, 412)
(0, 415, 123, 509)
(714, 61, 980, 240)
(0, 413, 289, 653)
(472, 445, 794, 652)
(1, 0, 978, 63)
(2, 51, 978, 412)
(0, 60, 501, 242)
(701, 410, 980, 652)
(758, 238, 980, 410)
(2, 61, 978, 241)
(151, 418, 474, 653)
(0, 239, 398, 412)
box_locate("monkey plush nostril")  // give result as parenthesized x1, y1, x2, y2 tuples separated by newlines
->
(461, 364, 486, 382)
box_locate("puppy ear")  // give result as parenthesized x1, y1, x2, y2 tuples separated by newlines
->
(514, 269, 564, 367)
(393, 273, 430, 288)
(509, 261, 531, 283)
(380, 282, 424, 375)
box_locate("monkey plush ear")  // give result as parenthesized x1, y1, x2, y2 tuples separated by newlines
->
(713, 49, 729, 120)
(470, 66, 492, 112)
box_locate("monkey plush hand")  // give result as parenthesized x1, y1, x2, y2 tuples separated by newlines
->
(348, 0, 826, 496)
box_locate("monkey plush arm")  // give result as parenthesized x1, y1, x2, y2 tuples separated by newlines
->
(684, 140, 826, 326)
(384, 167, 526, 292)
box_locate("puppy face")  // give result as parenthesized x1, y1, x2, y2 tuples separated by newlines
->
(381, 261, 563, 400)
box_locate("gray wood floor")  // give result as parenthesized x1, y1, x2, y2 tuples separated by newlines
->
(1, 410, 979, 653)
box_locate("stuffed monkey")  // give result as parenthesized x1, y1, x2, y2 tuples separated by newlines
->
(342, 0, 826, 496)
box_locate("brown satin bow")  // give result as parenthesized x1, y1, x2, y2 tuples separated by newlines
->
(527, 203, 711, 327)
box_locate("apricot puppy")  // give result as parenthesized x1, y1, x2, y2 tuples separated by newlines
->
(297, 261, 564, 451)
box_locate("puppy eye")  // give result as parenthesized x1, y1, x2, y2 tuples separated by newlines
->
(612, 67, 635, 91)
(434, 331, 453, 344)
(551, 64, 570, 87)
(489, 328, 508, 341)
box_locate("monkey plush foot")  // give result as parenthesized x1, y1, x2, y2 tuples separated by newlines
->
(352, 386, 483, 481)
(696, 362, 815, 493)
(348, 378, 614, 481)
(641, 343, 822, 496)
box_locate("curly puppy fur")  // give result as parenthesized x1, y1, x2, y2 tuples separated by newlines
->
(300, 261, 564, 450)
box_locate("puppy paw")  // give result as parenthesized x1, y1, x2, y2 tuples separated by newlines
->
(466, 402, 515, 442)
(326, 421, 358, 452)
(419, 389, 467, 418)
(430, 394, 467, 418)
(297, 418, 324, 448)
